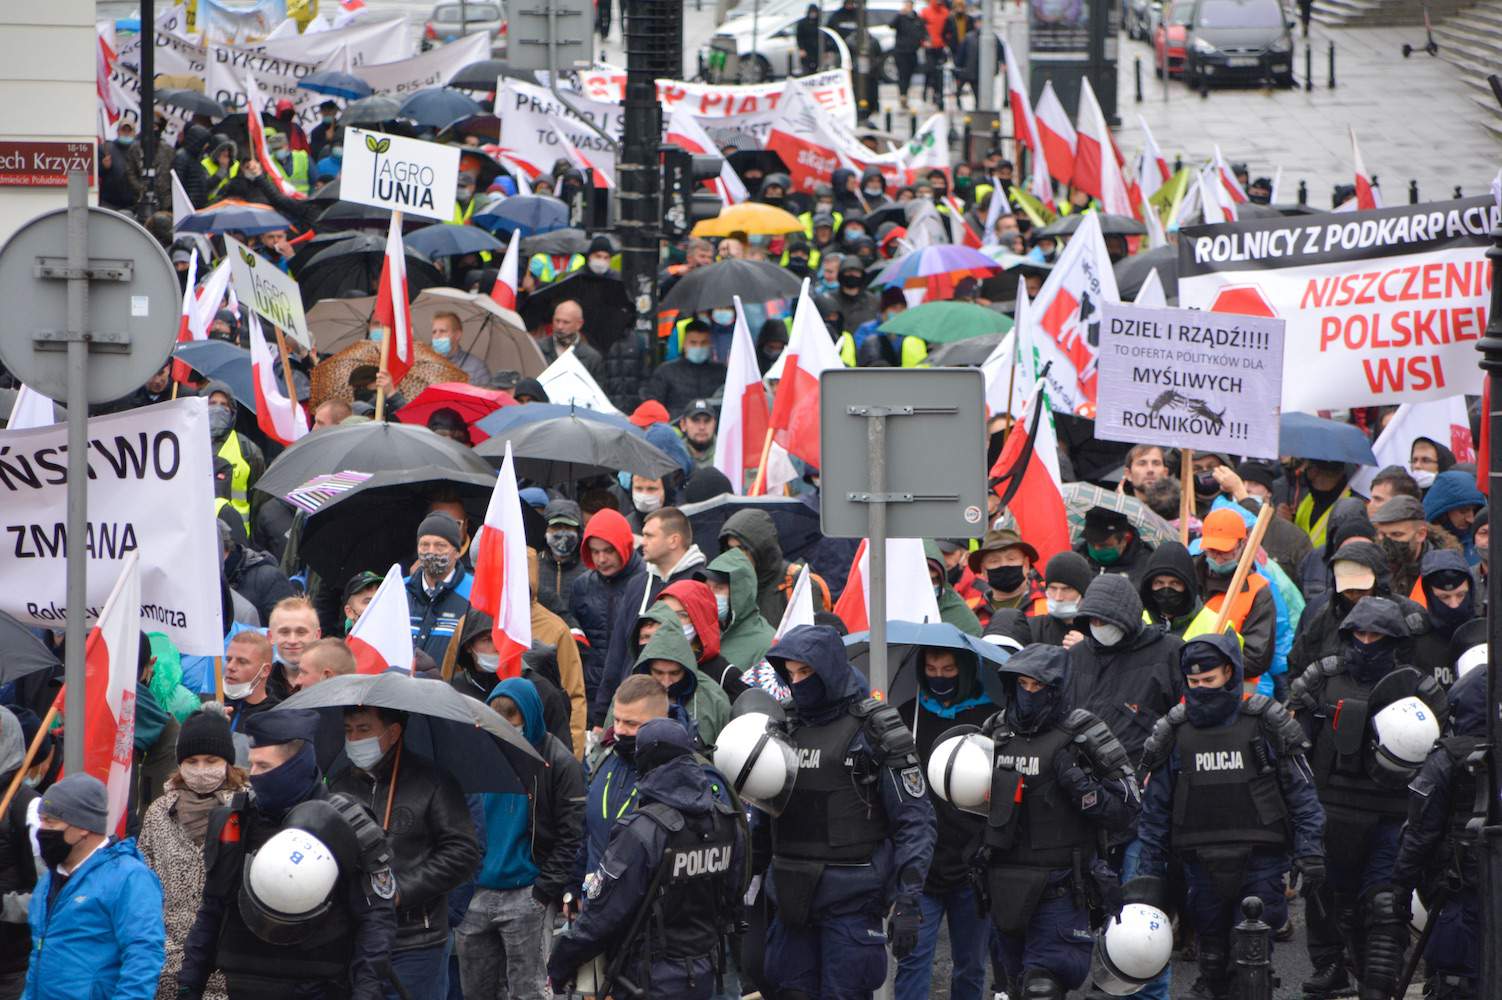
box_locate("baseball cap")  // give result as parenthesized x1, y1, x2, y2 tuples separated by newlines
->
(1332, 559, 1377, 592)
(1200, 508, 1248, 554)
(682, 399, 714, 419)
(342, 570, 384, 604)
(1369, 494, 1427, 525)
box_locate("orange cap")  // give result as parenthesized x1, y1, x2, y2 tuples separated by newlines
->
(1201, 509, 1248, 554)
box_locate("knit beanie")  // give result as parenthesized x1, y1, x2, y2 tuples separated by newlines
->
(176, 704, 236, 764)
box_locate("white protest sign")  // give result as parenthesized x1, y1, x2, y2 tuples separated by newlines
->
(226, 237, 312, 348)
(1094, 303, 1286, 460)
(249, 15, 410, 67)
(0, 398, 225, 655)
(575, 66, 857, 130)
(342, 127, 459, 221)
(353, 32, 489, 97)
(538, 347, 620, 414)
(496, 79, 624, 180)
(205, 42, 323, 130)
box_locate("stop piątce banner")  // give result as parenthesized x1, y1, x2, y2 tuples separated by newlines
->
(1177, 196, 1499, 411)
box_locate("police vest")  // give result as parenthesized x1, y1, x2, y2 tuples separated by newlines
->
(1170, 710, 1290, 853)
(1308, 669, 1409, 816)
(1439, 734, 1485, 883)
(202, 158, 239, 199)
(773, 712, 889, 863)
(984, 724, 1099, 869)
(204, 801, 356, 982)
(218, 431, 251, 519)
(632, 801, 740, 964)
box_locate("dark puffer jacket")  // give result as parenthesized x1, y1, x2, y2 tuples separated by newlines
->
(567, 509, 645, 721)
(1287, 540, 1430, 675)
(600, 331, 651, 413)
(223, 543, 295, 624)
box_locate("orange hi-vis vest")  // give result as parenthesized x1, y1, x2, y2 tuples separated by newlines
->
(1201, 572, 1268, 633)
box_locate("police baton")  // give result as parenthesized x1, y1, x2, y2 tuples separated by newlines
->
(378, 959, 414, 1000)
(1394, 891, 1444, 1000)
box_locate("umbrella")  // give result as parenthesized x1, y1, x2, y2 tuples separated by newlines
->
(276, 672, 542, 793)
(315, 199, 430, 233)
(444, 114, 501, 142)
(404, 224, 505, 260)
(518, 271, 632, 350)
(1280, 412, 1377, 464)
(1037, 213, 1147, 237)
(297, 233, 444, 309)
(171, 340, 257, 414)
(659, 259, 802, 315)
(521, 228, 589, 256)
(255, 419, 493, 498)
(308, 340, 468, 411)
(395, 382, 515, 441)
(925, 329, 1009, 367)
(448, 58, 540, 90)
(726, 149, 788, 178)
(709, 127, 762, 151)
(0, 610, 61, 684)
(844, 621, 1010, 707)
(982, 248, 1056, 276)
(879, 301, 1013, 344)
(691, 201, 805, 237)
(177, 199, 293, 236)
(307, 294, 376, 353)
(298, 70, 373, 100)
(339, 96, 403, 126)
(1060, 482, 1177, 548)
(456, 149, 507, 190)
(293, 466, 544, 586)
(0, 388, 64, 426)
(679, 493, 858, 594)
(475, 402, 639, 439)
(409, 288, 547, 376)
(874, 245, 1002, 289)
(398, 88, 482, 130)
(157, 88, 226, 118)
(1113, 245, 1178, 302)
(475, 413, 680, 484)
(472, 195, 570, 237)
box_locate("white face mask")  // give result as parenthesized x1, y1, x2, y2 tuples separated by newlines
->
(587, 257, 610, 275)
(474, 651, 501, 674)
(715, 593, 731, 624)
(1090, 622, 1126, 647)
(682, 622, 697, 641)
(222, 665, 265, 701)
(1047, 598, 1080, 620)
(345, 735, 385, 770)
(180, 761, 227, 794)
(1410, 469, 1436, 489)
(632, 490, 663, 514)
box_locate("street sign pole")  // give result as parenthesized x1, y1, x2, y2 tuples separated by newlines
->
(62, 173, 90, 775)
(865, 411, 889, 699)
(978, 0, 997, 108)
(140, 0, 159, 221)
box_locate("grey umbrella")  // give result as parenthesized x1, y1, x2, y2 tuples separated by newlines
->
(0, 611, 60, 684)
(476, 413, 681, 485)
(277, 671, 542, 793)
(254, 421, 493, 498)
(660, 259, 803, 314)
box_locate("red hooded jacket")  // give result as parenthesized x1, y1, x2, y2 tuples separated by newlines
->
(659, 579, 722, 664)
(581, 508, 634, 571)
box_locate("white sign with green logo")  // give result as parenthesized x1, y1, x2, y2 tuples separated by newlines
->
(226, 236, 312, 349)
(342, 127, 460, 222)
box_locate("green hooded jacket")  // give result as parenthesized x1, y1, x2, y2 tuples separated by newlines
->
(625, 604, 731, 746)
(924, 539, 982, 636)
(708, 547, 777, 669)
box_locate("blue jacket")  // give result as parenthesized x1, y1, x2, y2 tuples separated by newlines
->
(24, 838, 165, 1000)
(1424, 470, 1486, 565)
(404, 569, 474, 664)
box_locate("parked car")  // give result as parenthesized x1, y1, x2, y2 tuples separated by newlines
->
(1183, 0, 1295, 86)
(421, 1, 506, 54)
(1153, 0, 1194, 76)
(1127, 0, 1163, 39)
(701, 0, 900, 83)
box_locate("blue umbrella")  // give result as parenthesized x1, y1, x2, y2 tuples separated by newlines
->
(475, 402, 639, 439)
(472, 195, 570, 237)
(298, 71, 373, 100)
(404, 224, 504, 260)
(844, 620, 1010, 706)
(398, 88, 482, 129)
(176, 200, 292, 236)
(172, 340, 256, 415)
(1279, 412, 1377, 465)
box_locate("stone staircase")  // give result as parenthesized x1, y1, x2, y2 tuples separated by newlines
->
(1429, 0, 1502, 139)
(1311, 0, 1471, 28)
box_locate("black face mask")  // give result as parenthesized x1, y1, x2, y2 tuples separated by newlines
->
(1195, 473, 1219, 496)
(1184, 685, 1241, 727)
(1380, 537, 1419, 571)
(987, 565, 1025, 593)
(613, 734, 636, 762)
(946, 563, 964, 586)
(839, 274, 863, 290)
(1346, 636, 1396, 683)
(1152, 585, 1194, 619)
(1009, 683, 1057, 731)
(787, 256, 810, 276)
(1427, 588, 1475, 637)
(36, 828, 75, 869)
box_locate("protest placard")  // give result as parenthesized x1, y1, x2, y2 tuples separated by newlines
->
(575, 66, 856, 129)
(353, 32, 489, 96)
(226, 236, 311, 348)
(496, 79, 624, 181)
(342, 127, 459, 221)
(1094, 302, 1286, 460)
(1178, 196, 1498, 411)
(0, 398, 224, 655)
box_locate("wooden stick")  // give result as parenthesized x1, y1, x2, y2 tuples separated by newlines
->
(272, 325, 300, 429)
(440, 613, 467, 682)
(1179, 448, 1193, 545)
(382, 740, 403, 830)
(1211, 503, 1275, 637)
(1004, 326, 1019, 420)
(170, 381, 180, 400)
(0, 704, 57, 819)
(213, 656, 225, 703)
(748, 427, 776, 496)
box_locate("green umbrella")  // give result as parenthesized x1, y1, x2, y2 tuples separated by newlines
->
(878, 301, 1014, 344)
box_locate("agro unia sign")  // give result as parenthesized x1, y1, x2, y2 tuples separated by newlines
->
(341, 127, 460, 222)
(226, 236, 311, 348)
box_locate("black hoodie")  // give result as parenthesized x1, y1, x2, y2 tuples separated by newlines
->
(1288, 540, 1431, 675)
(1138, 541, 1202, 637)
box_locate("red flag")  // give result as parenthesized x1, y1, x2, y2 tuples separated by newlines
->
(942, 195, 983, 247)
(713, 296, 772, 493)
(248, 314, 310, 446)
(373, 211, 414, 385)
(552, 120, 615, 189)
(1034, 80, 1077, 187)
(489, 229, 521, 310)
(82, 553, 140, 838)
(1351, 128, 1380, 210)
(1072, 78, 1133, 215)
(468, 441, 533, 677)
(173, 256, 232, 384)
(768, 281, 844, 472)
(988, 379, 1071, 566)
(171, 249, 199, 383)
(1213, 145, 1249, 205)
(832, 538, 942, 636)
(243, 74, 305, 201)
(346, 565, 414, 673)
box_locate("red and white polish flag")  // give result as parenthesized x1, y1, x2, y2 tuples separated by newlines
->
(712, 295, 772, 494)
(1213, 145, 1249, 205)
(82, 552, 141, 838)
(767, 279, 845, 476)
(469, 441, 533, 677)
(832, 537, 942, 635)
(1351, 127, 1381, 210)
(243, 73, 306, 201)
(248, 313, 309, 446)
(1034, 80, 1077, 187)
(347, 564, 415, 674)
(373, 211, 414, 385)
(1072, 77, 1133, 216)
(552, 120, 615, 190)
(489, 228, 521, 310)
(666, 108, 748, 204)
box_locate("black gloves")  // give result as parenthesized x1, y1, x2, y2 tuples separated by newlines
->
(888, 893, 922, 959)
(1292, 855, 1326, 895)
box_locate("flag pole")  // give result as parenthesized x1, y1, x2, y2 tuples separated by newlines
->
(374, 208, 401, 422)
(749, 427, 776, 496)
(213, 655, 224, 702)
(272, 324, 301, 430)
(440, 613, 467, 682)
(1179, 448, 1193, 545)
(0, 704, 57, 819)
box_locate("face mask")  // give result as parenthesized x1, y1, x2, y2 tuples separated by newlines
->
(1087, 543, 1122, 566)
(249, 744, 317, 818)
(322, 113, 337, 125)
(345, 735, 385, 770)
(1428, 589, 1475, 636)
(839, 274, 863, 290)
(715, 593, 731, 624)
(117, 134, 135, 147)
(553, 329, 578, 349)
(474, 651, 501, 673)
(208, 405, 235, 438)
(685, 345, 711, 364)
(1047, 598, 1080, 620)
(1091, 622, 1126, 647)
(789, 672, 827, 713)
(946, 563, 964, 586)
(1185, 684, 1241, 727)
(1380, 536, 1419, 570)
(546, 530, 579, 557)
(787, 257, 810, 277)
(587, 257, 610, 275)
(330, 145, 343, 158)
(864, 186, 882, 198)
(711, 308, 735, 326)
(1195, 473, 1219, 496)
(36, 829, 74, 870)
(180, 761, 227, 794)
(817, 201, 834, 213)
(632, 490, 663, 514)
(1205, 554, 1238, 576)
(431, 336, 452, 356)
(222, 665, 264, 701)
(844, 227, 865, 239)
(925, 674, 958, 700)
(1346, 636, 1396, 683)
(419, 552, 453, 579)
(369, 328, 384, 343)
(1410, 469, 1436, 489)
(1152, 586, 1193, 618)
(614, 734, 636, 762)
(987, 565, 1025, 593)
(681, 621, 697, 642)
(1011, 685, 1054, 728)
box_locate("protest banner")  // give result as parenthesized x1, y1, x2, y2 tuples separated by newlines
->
(1178, 196, 1499, 410)
(198, 0, 287, 43)
(496, 79, 624, 181)
(1094, 303, 1286, 460)
(247, 14, 410, 67)
(205, 42, 323, 129)
(0, 398, 224, 656)
(576, 66, 857, 130)
(765, 83, 947, 194)
(226, 236, 312, 348)
(342, 127, 459, 221)
(353, 32, 489, 97)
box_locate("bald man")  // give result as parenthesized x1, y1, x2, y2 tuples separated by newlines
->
(538, 299, 606, 381)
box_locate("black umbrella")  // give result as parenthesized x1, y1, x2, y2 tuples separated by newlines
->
(157, 88, 226, 119)
(294, 466, 545, 589)
(0, 611, 61, 684)
(844, 621, 1009, 707)
(679, 493, 859, 595)
(727, 149, 788, 180)
(521, 228, 589, 256)
(399, 88, 483, 130)
(925, 329, 1009, 368)
(276, 672, 543, 793)
(1037, 213, 1147, 237)
(315, 200, 431, 233)
(405, 224, 504, 261)
(1113, 245, 1178, 302)
(297, 233, 444, 308)
(660, 259, 803, 315)
(448, 58, 541, 90)
(518, 271, 632, 350)
(255, 421, 493, 498)
(475, 414, 681, 484)
(339, 96, 403, 126)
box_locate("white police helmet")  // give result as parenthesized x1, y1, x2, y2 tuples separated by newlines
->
(713, 711, 797, 816)
(1090, 903, 1174, 996)
(1372, 696, 1441, 779)
(928, 727, 994, 817)
(239, 827, 339, 944)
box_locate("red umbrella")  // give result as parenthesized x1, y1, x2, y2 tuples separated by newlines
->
(395, 382, 515, 443)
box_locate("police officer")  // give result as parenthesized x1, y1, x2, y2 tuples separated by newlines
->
(177, 710, 397, 1000)
(755, 624, 936, 999)
(1288, 596, 1448, 1000)
(1137, 633, 1326, 1000)
(548, 718, 745, 1000)
(975, 644, 1140, 1000)
(1391, 666, 1487, 1000)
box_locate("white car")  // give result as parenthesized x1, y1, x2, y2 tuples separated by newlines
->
(702, 0, 903, 83)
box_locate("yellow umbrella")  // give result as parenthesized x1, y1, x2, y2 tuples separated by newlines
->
(691, 201, 805, 237)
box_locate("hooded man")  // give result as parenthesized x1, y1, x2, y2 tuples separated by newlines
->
(1412, 549, 1479, 688)
(203, 380, 265, 522)
(570, 508, 646, 726)
(1292, 459, 1354, 549)
(1193, 508, 1278, 680)
(527, 549, 587, 758)
(622, 605, 732, 746)
(719, 508, 829, 625)
(1139, 541, 1204, 639)
(1423, 470, 1486, 565)
(833, 256, 879, 332)
(658, 579, 745, 701)
(1287, 539, 1433, 679)
(704, 547, 776, 670)
(924, 540, 982, 635)
(537, 499, 585, 619)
